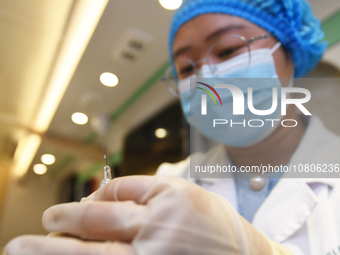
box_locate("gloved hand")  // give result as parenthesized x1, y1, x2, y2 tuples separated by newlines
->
(5, 176, 293, 255)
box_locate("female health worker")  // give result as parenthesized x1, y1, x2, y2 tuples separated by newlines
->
(5, 0, 340, 255)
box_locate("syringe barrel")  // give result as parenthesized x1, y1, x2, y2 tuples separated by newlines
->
(100, 165, 112, 187)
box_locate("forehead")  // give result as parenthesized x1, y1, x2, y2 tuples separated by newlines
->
(173, 14, 267, 53)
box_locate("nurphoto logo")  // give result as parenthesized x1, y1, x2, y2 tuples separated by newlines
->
(197, 81, 311, 128)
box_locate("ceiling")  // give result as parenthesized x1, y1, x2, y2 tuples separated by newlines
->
(308, 0, 340, 20)
(1, 0, 340, 182)
(0, 0, 73, 157)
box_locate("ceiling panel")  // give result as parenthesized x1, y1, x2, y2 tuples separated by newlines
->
(0, 0, 74, 166)
(308, 0, 340, 20)
(0, 0, 74, 158)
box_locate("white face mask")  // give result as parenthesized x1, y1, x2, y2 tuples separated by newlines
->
(178, 42, 292, 148)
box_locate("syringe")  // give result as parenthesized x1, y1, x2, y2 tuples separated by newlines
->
(100, 144, 112, 187)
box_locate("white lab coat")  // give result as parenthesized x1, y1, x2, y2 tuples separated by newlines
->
(156, 116, 340, 255)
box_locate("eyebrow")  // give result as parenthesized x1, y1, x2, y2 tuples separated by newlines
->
(205, 25, 246, 42)
(173, 46, 191, 60)
(173, 25, 246, 60)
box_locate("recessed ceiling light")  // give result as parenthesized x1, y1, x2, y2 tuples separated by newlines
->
(100, 72, 119, 87)
(71, 112, 88, 125)
(41, 154, 56, 165)
(159, 0, 182, 10)
(33, 164, 47, 175)
(155, 128, 167, 138)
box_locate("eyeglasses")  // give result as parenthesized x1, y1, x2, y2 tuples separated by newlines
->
(164, 34, 273, 97)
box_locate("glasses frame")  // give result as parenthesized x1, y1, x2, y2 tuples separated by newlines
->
(164, 33, 273, 98)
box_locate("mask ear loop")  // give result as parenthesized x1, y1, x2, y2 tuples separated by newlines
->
(270, 42, 282, 55)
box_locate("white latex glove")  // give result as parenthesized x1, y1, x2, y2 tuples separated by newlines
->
(5, 176, 293, 255)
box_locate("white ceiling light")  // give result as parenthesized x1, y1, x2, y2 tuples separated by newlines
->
(33, 164, 47, 175)
(13, 134, 42, 178)
(100, 72, 119, 87)
(71, 112, 88, 125)
(34, 0, 108, 132)
(155, 128, 167, 138)
(41, 154, 56, 165)
(159, 0, 182, 10)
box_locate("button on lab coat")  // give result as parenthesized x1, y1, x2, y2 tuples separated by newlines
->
(156, 116, 340, 255)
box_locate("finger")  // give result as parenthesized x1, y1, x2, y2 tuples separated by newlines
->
(86, 175, 159, 203)
(43, 201, 146, 242)
(5, 235, 136, 255)
(47, 232, 80, 239)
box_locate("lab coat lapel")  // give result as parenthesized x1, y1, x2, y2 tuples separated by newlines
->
(253, 115, 337, 242)
(252, 178, 318, 243)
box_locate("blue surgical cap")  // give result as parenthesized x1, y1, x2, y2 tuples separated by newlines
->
(169, 0, 328, 78)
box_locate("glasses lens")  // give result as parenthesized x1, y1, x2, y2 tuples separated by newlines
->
(163, 65, 179, 97)
(206, 35, 250, 75)
(163, 59, 197, 97)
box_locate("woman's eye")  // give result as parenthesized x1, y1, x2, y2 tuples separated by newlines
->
(218, 47, 237, 58)
(180, 65, 194, 75)
(218, 45, 245, 58)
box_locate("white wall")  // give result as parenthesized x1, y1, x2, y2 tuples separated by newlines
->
(324, 44, 340, 70)
(0, 173, 59, 249)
